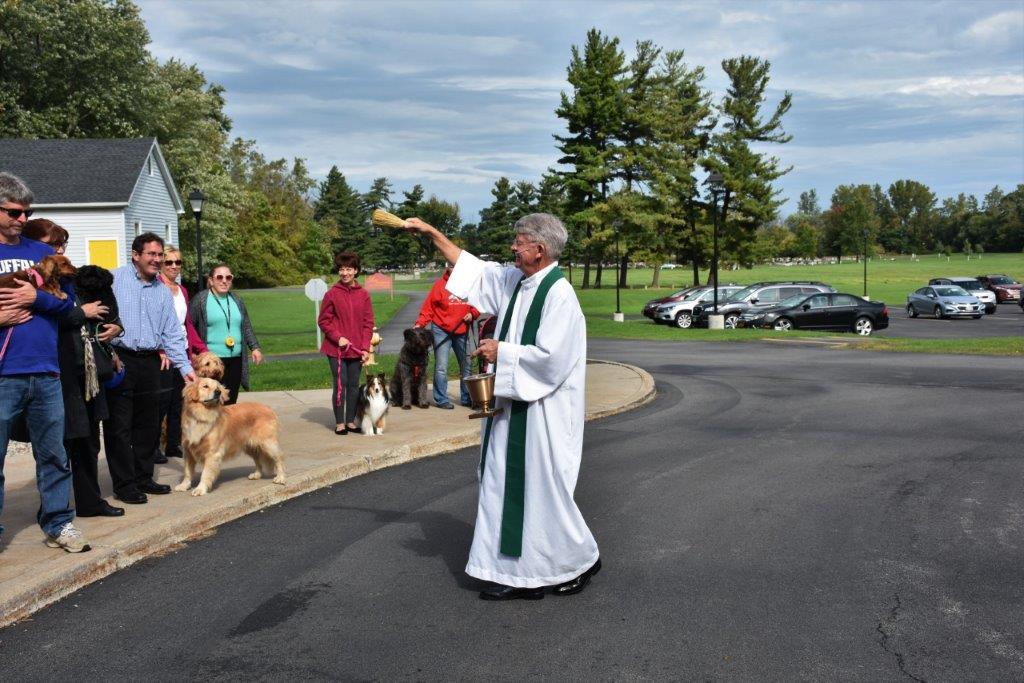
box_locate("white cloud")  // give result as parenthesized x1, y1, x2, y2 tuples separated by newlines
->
(965, 9, 1024, 44)
(895, 74, 1024, 98)
(720, 10, 773, 25)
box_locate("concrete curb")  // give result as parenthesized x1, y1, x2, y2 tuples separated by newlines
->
(0, 360, 655, 628)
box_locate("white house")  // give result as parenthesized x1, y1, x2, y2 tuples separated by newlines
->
(0, 138, 184, 269)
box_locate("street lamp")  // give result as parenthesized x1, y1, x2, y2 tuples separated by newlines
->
(704, 171, 725, 321)
(188, 188, 206, 292)
(862, 228, 869, 298)
(613, 221, 623, 322)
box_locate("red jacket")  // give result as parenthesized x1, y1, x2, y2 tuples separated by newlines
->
(180, 283, 209, 356)
(318, 280, 374, 359)
(416, 270, 480, 335)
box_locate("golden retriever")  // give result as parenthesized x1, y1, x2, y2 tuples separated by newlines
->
(176, 377, 285, 496)
(193, 351, 225, 380)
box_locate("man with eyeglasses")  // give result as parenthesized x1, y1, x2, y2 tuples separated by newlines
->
(0, 172, 91, 553)
(106, 232, 195, 505)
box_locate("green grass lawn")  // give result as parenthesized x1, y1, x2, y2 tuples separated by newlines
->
(249, 351, 466, 392)
(237, 288, 408, 355)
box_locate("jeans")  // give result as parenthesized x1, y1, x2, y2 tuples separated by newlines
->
(0, 374, 74, 538)
(431, 323, 471, 407)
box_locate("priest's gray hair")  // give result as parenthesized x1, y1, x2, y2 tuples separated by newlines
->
(0, 172, 34, 206)
(514, 213, 567, 260)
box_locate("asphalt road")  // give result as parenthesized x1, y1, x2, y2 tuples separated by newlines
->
(2, 341, 1022, 681)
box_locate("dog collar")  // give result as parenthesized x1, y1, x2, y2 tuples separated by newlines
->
(27, 268, 43, 287)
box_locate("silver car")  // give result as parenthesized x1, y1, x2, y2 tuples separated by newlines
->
(906, 285, 983, 319)
(928, 277, 997, 314)
(655, 286, 744, 328)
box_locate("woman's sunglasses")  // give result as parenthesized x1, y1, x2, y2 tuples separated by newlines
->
(213, 274, 233, 282)
(2, 208, 34, 219)
(164, 259, 183, 266)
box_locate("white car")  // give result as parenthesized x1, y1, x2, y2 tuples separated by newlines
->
(928, 278, 997, 314)
(655, 286, 744, 328)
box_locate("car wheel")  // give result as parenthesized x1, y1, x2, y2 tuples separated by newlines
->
(907, 304, 918, 318)
(854, 316, 873, 336)
(724, 314, 739, 329)
(674, 312, 693, 329)
(773, 318, 793, 331)
(933, 305, 944, 319)
(986, 306, 996, 315)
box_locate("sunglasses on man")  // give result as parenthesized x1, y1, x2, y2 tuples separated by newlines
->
(1, 208, 34, 219)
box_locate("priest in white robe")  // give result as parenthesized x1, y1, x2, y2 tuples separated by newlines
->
(403, 213, 601, 601)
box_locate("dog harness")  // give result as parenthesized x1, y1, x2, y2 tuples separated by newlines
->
(479, 265, 564, 557)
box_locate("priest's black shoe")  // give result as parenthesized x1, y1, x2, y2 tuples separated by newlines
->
(76, 501, 125, 517)
(116, 490, 148, 505)
(139, 480, 171, 495)
(551, 558, 602, 596)
(478, 584, 545, 601)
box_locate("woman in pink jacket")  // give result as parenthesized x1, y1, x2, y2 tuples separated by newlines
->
(318, 251, 374, 434)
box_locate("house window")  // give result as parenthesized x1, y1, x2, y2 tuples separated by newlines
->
(134, 221, 141, 236)
(165, 223, 171, 242)
(148, 157, 154, 176)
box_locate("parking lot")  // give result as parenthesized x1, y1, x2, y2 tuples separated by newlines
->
(875, 304, 1023, 339)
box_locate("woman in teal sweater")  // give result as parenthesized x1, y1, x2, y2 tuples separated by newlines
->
(188, 264, 263, 404)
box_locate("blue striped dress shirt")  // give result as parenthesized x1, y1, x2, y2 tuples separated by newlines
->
(111, 265, 194, 376)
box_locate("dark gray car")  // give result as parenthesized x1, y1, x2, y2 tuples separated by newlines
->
(692, 281, 836, 329)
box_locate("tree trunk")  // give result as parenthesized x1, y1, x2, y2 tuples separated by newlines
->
(651, 265, 661, 288)
(582, 254, 591, 289)
(595, 262, 603, 288)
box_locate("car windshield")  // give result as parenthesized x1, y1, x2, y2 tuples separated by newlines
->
(988, 276, 1018, 285)
(954, 280, 984, 291)
(725, 285, 758, 302)
(935, 286, 969, 297)
(778, 294, 808, 307)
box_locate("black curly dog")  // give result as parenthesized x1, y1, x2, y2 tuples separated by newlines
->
(389, 327, 432, 409)
(74, 265, 118, 315)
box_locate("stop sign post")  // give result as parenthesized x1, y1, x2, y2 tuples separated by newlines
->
(304, 278, 329, 348)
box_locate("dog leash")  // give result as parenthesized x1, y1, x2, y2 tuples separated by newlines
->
(0, 326, 13, 364)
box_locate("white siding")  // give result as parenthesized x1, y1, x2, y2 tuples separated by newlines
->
(30, 208, 126, 267)
(124, 147, 179, 258)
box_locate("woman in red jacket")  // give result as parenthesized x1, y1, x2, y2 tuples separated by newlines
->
(414, 266, 479, 409)
(318, 251, 374, 434)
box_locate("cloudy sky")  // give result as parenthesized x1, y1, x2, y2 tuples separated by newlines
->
(138, 0, 1024, 222)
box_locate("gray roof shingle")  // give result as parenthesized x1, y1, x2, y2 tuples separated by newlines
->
(0, 138, 157, 205)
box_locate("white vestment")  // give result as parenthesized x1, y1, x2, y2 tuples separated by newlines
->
(447, 252, 599, 588)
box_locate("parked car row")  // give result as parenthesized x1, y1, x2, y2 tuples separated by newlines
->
(908, 274, 1021, 319)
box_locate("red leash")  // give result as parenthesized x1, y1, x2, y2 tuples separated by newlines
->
(0, 326, 13, 363)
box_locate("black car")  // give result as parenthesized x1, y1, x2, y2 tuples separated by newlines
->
(739, 292, 890, 335)
(691, 281, 836, 328)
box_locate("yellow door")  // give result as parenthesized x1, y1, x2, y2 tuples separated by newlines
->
(88, 240, 119, 269)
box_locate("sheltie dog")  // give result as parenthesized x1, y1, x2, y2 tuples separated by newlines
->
(356, 373, 390, 435)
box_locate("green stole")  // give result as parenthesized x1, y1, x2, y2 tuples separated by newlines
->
(480, 265, 564, 557)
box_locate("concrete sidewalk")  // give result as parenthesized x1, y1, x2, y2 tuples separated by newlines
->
(0, 360, 654, 627)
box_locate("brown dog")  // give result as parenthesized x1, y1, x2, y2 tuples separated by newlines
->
(193, 351, 225, 380)
(0, 254, 76, 300)
(176, 377, 285, 496)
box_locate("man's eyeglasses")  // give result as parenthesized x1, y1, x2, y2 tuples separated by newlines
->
(164, 259, 183, 266)
(1, 208, 33, 220)
(213, 274, 233, 282)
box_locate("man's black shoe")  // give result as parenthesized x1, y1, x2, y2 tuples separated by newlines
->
(116, 490, 148, 505)
(551, 558, 602, 596)
(76, 501, 125, 517)
(436, 403, 455, 410)
(479, 584, 545, 601)
(139, 481, 171, 495)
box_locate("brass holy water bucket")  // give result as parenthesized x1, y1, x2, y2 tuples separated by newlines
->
(465, 373, 502, 420)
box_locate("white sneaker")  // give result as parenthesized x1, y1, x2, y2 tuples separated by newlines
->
(45, 522, 92, 553)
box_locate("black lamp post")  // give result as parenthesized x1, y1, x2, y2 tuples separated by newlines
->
(705, 171, 725, 315)
(188, 188, 206, 292)
(863, 228, 869, 297)
(613, 220, 623, 322)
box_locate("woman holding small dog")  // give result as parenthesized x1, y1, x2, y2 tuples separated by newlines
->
(188, 264, 263, 405)
(318, 251, 374, 435)
(154, 246, 208, 463)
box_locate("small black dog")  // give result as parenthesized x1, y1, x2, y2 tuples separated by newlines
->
(74, 265, 119, 319)
(389, 327, 432, 409)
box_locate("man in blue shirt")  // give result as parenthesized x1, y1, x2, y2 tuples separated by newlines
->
(0, 172, 90, 553)
(106, 232, 195, 504)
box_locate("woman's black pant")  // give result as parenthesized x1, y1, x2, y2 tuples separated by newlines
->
(221, 355, 243, 405)
(328, 357, 362, 424)
(66, 427, 104, 513)
(156, 367, 185, 458)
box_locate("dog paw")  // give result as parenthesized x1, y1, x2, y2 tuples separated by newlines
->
(273, 476, 286, 485)
(191, 486, 208, 496)
(419, 404, 429, 409)
(402, 405, 412, 410)
(248, 471, 262, 480)
(173, 482, 191, 492)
